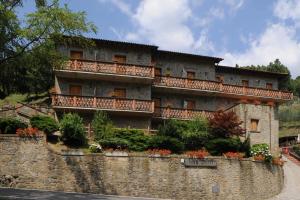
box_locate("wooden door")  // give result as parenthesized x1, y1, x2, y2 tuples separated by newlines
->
(242, 80, 249, 87)
(155, 68, 162, 76)
(186, 100, 195, 109)
(113, 55, 126, 63)
(187, 71, 195, 79)
(114, 88, 126, 98)
(69, 85, 82, 96)
(70, 51, 83, 59)
(266, 83, 273, 89)
(153, 98, 161, 108)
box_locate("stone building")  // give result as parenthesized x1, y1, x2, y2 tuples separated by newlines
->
(52, 37, 293, 153)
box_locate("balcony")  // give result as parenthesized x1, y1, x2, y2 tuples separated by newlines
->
(52, 94, 154, 114)
(154, 107, 214, 120)
(153, 76, 293, 102)
(54, 59, 154, 83)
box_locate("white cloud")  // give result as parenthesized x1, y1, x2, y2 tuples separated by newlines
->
(222, 0, 244, 11)
(274, 0, 300, 26)
(222, 24, 300, 78)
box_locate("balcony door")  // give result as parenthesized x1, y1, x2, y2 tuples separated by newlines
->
(266, 83, 273, 89)
(114, 88, 126, 98)
(187, 71, 195, 79)
(69, 85, 82, 96)
(155, 68, 162, 76)
(184, 100, 195, 109)
(70, 51, 83, 60)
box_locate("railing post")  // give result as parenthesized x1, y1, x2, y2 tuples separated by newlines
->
(133, 65, 136, 76)
(113, 99, 116, 109)
(93, 97, 96, 108)
(73, 96, 77, 107)
(219, 82, 223, 92)
(185, 79, 188, 88)
(167, 107, 170, 118)
(132, 99, 136, 111)
(94, 62, 97, 72)
(151, 101, 155, 113)
(74, 60, 77, 70)
(114, 63, 117, 73)
(242, 86, 246, 95)
(152, 67, 155, 78)
(185, 109, 188, 119)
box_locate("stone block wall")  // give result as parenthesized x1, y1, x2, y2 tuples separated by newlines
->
(231, 104, 279, 154)
(0, 135, 283, 200)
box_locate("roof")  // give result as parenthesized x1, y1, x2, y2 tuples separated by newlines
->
(216, 65, 289, 78)
(156, 50, 223, 63)
(61, 35, 223, 63)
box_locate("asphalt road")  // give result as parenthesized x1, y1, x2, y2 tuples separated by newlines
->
(0, 188, 164, 200)
(268, 155, 300, 200)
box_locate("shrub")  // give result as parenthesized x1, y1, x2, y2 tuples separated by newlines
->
(148, 135, 184, 154)
(60, 113, 87, 146)
(205, 137, 242, 156)
(250, 143, 272, 163)
(30, 115, 59, 135)
(185, 149, 209, 159)
(158, 119, 187, 139)
(208, 110, 245, 138)
(114, 128, 150, 151)
(92, 111, 114, 141)
(182, 117, 209, 150)
(99, 137, 129, 150)
(0, 118, 27, 134)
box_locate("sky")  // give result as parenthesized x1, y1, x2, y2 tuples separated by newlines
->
(19, 0, 300, 78)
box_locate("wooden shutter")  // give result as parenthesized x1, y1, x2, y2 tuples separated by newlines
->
(114, 88, 126, 98)
(187, 71, 195, 79)
(155, 68, 162, 76)
(186, 100, 195, 109)
(69, 85, 82, 96)
(251, 119, 259, 132)
(153, 98, 161, 108)
(266, 83, 273, 89)
(70, 51, 83, 59)
(113, 55, 126, 63)
(242, 80, 249, 87)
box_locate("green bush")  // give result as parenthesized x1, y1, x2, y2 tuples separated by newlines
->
(92, 111, 114, 141)
(148, 135, 184, 153)
(250, 143, 272, 163)
(205, 137, 242, 156)
(158, 119, 187, 139)
(60, 113, 87, 146)
(182, 117, 209, 150)
(0, 118, 27, 134)
(114, 129, 150, 151)
(30, 115, 59, 135)
(99, 137, 129, 150)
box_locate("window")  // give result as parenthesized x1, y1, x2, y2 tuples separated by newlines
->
(187, 71, 195, 79)
(216, 75, 224, 82)
(70, 51, 83, 59)
(153, 98, 161, 108)
(155, 68, 162, 76)
(242, 80, 249, 87)
(113, 55, 126, 63)
(183, 100, 195, 109)
(69, 85, 82, 96)
(250, 119, 259, 132)
(266, 83, 273, 89)
(114, 88, 126, 98)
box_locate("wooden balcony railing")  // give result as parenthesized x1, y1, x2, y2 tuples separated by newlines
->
(154, 107, 214, 120)
(154, 76, 293, 101)
(59, 59, 154, 78)
(52, 94, 154, 113)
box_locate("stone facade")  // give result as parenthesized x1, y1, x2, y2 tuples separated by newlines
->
(231, 104, 279, 154)
(0, 135, 283, 200)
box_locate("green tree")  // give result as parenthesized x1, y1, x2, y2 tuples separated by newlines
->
(92, 111, 114, 141)
(0, 0, 97, 98)
(240, 59, 292, 90)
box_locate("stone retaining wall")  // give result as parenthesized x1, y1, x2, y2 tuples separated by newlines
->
(0, 135, 284, 200)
